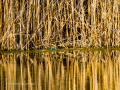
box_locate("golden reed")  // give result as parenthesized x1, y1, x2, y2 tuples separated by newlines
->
(0, 0, 120, 50)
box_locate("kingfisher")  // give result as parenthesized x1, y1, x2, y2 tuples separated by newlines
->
(50, 46, 55, 50)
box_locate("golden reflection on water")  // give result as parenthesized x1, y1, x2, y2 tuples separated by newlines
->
(0, 50, 120, 90)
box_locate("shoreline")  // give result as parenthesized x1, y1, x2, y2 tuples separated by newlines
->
(0, 47, 120, 53)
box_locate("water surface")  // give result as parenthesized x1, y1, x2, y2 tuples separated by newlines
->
(0, 50, 120, 90)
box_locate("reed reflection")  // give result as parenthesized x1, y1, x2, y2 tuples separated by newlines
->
(0, 50, 120, 90)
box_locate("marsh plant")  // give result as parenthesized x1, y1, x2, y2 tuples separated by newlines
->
(0, 0, 120, 50)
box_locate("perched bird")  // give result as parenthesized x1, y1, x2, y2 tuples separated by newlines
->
(50, 47, 53, 50)
(50, 46, 56, 50)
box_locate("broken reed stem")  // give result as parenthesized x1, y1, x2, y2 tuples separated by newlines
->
(0, 0, 120, 50)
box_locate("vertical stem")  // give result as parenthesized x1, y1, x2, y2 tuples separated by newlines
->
(20, 0, 23, 50)
(81, 0, 85, 47)
(71, 0, 75, 48)
(0, 0, 3, 50)
(0, 0, 2, 37)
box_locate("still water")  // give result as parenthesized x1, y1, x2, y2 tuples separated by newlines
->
(0, 50, 120, 90)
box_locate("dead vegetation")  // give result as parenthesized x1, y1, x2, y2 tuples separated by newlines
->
(0, 0, 120, 50)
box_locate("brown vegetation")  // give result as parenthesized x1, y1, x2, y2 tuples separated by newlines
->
(0, 0, 120, 50)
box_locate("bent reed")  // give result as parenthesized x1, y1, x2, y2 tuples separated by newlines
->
(0, 0, 120, 50)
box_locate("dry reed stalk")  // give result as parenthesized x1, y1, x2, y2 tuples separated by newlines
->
(0, 0, 2, 37)
(26, 1, 31, 50)
(0, 0, 120, 50)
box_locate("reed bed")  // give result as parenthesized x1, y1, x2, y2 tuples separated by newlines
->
(0, 50, 120, 90)
(0, 0, 120, 50)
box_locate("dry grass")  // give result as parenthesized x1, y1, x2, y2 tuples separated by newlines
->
(0, 0, 120, 50)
